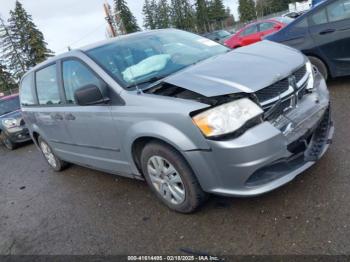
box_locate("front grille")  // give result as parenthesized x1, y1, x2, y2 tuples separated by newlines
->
(294, 65, 307, 83)
(255, 78, 289, 103)
(265, 98, 292, 121)
(298, 85, 307, 100)
(255, 64, 308, 104)
(254, 63, 309, 125)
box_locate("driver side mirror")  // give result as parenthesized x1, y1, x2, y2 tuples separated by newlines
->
(74, 84, 110, 106)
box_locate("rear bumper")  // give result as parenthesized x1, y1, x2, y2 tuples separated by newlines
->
(184, 74, 333, 197)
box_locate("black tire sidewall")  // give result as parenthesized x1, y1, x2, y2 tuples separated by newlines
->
(1, 132, 15, 150)
(308, 56, 328, 80)
(141, 141, 206, 213)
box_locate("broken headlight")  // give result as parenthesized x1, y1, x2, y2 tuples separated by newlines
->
(192, 98, 263, 138)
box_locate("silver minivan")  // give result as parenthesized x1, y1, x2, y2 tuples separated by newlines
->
(20, 29, 334, 213)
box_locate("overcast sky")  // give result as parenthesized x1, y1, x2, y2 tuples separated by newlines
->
(1, 0, 239, 54)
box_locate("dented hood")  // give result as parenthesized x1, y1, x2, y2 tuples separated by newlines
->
(164, 41, 306, 97)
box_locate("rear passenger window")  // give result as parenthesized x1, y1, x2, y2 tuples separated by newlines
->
(327, 0, 350, 22)
(241, 25, 258, 36)
(20, 74, 35, 106)
(259, 22, 275, 31)
(36, 64, 61, 105)
(62, 60, 101, 104)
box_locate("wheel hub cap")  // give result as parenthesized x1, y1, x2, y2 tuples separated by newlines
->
(40, 141, 57, 168)
(147, 156, 185, 205)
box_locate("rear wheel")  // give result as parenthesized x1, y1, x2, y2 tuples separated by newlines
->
(38, 136, 67, 172)
(308, 56, 328, 80)
(0, 132, 16, 150)
(141, 141, 207, 213)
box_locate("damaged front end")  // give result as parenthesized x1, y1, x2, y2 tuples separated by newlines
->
(146, 60, 333, 196)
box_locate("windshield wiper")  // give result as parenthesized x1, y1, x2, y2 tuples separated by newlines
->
(125, 73, 172, 89)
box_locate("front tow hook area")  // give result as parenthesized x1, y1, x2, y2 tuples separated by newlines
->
(304, 110, 333, 162)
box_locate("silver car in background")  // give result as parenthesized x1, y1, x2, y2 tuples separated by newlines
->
(20, 29, 334, 213)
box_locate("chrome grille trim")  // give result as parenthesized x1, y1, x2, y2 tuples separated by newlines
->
(259, 66, 310, 108)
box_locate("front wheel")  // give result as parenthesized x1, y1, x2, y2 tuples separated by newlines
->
(38, 136, 67, 172)
(308, 56, 328, 80)
(0, 132, 16, 150)
(141, 141, 207, 213)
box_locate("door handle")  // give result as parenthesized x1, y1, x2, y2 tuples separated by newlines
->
(65, 113, 76, 121)
(319, 29, 336, 35)
(50, 113, 64, 121)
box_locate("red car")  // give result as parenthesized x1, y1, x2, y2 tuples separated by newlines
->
(224, 17, 293, 49)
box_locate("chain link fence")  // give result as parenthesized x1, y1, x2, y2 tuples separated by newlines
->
(0, 88, 19, 97)
(224, 10, 288, 32)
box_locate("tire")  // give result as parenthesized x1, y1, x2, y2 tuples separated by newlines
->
(0, 132, 16, 150)
(308, 56, 328, 80)
(38, 136, 67, 172)
(141, 141, 207, 213)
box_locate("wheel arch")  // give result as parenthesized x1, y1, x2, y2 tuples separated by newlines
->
(32, 131, 40, 146)
(124, 120, 210, 176)
(304, 53, 331, 78)
(131, 136, 178, 176)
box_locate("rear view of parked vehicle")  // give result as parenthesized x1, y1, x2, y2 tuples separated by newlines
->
(266, 0, 350, 79)
(0, 94, 31, 150)
(20, 29, 333, 213)
(224, 17, 293, 49)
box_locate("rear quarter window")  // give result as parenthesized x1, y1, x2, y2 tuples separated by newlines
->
(20, 74, 35, 106)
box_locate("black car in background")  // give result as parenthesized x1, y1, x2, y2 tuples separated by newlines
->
(0, 94, 31, 150)
(266, 0, 350, 79)
(203, 30, 232, 44)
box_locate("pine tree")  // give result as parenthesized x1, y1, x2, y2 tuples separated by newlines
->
(238, 0, 257, 22)
(170, 0, 195, 31)
(195, 0, 210, 33)
(208, 0, 227, 29)
(0, 1, 53, 80)
(8, 1, 53, 68)
(0, 63, 16, 92)
(143, 0, 157, 29)
(225, 7, 235, 28)
(115, 0, 140, 34)
(256, 0, 291, 17)
(0, 17, 25, 80)
(156, 0, 171, 29)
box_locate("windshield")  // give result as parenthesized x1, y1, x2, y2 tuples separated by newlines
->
(86, 30, 229, 89)
(216, 30, 231, 38)
(0, 96, 20, 116)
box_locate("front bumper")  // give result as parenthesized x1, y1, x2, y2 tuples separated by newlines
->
(184, 74, 334, 197)
(4, 126, 31, 144)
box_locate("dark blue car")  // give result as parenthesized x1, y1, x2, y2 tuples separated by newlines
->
(266, 0, 350, 79)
